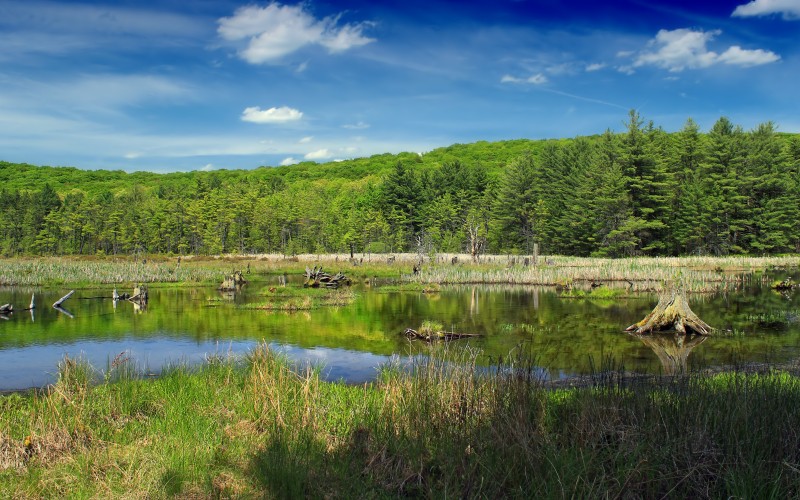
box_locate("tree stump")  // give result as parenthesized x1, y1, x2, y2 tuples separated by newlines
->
(625, 288, 713, 335)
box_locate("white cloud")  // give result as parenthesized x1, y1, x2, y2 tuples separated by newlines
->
(733, 0, 800, 20)
(280, 157, 299, 166)
(124, 152, 141, 159)
(241, 106, 303, 124)
(320, 22, 375, 53)
(298, 136, 313, 143)
(304, 148, 332, 160)
(718, 45, 782, 66)
(500, 73, 548, 84)
(585, 63, 606, 72)
(343, 121, 370, 130)
(217, 3, 374, 64)
(631, 28, 779, 72)
(200, 163, 214, 171)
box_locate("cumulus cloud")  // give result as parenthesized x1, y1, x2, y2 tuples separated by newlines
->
(217, 3, 375, 64)
(298, 136, 313, 143)
(631, 28, 779, 72)
(280, 157, 299, 166)
(304, 148, 332, 160)
(733, 0, 800, 20)
(585, 63, 606, 72)
(241, 106, 303, 124)
(500, 73, 548, 84)
(200, 163, 214, 171)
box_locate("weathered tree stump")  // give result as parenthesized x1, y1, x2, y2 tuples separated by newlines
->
(625, 288, 713, 335)
(129, 284, 148, 304)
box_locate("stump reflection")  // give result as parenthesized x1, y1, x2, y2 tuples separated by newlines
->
(630, 332, 707, 375)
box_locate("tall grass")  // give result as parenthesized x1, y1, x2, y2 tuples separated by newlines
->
(0, 258, 219, 286)
(412, 255, 799, 292)
(3, 344, 800, 497)
(1, 254, 796, 288)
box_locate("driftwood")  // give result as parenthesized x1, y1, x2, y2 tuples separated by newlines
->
(625, 288, 713, 335)
(53, 290, 75, 308)
(403, 328, 482, 342)
(304, 266, 351, 289)
(0, 304, 12, 315)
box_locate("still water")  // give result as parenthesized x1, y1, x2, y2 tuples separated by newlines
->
(0, 276, 798, 390)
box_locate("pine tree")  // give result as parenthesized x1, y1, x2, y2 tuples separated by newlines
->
(492, 154, 540, 253)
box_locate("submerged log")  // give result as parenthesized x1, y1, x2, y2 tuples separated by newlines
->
(403, 327, 482, 342)
(625, 288, 713, 335)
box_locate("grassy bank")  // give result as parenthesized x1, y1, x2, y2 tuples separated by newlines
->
(1, 254, 796, 290)
(2, 345, 800, 497)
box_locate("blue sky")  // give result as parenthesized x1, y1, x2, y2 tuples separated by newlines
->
(0, 0, 797, 172)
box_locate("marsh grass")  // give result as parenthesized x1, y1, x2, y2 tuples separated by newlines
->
(3, 344, 800, 497)
(0, 257, 219, 286)
(412, 255, 799, 292)
(2, 254, 796, 290)
(245, 286, 357, 311)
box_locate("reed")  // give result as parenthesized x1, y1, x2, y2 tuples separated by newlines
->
(3, 344, 800, 497)
(0, 257, 219, 286)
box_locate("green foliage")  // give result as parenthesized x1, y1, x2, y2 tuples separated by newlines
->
(1, 113, 798, 257)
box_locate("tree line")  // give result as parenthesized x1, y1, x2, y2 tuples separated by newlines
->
(1, 111, 798, 258)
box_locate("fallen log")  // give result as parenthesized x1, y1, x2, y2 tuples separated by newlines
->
(625, 288, 713, 335)
(53, 290, 75, 308)
(0, 304, 12, 315)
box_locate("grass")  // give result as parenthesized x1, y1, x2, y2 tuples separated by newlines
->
(242, 286, 357, 311)
(2, 254, 796, 290)
(411, 254, 800, 293)
(3, 345, 800, 497)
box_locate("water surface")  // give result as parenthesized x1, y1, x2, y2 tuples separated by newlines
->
(0, 275, 798, 390)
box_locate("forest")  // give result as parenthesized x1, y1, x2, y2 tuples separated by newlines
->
(1, 111, 798, 258)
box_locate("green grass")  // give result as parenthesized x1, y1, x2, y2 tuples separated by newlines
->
(241, 286, 357, 310)
(3, 345, 800, 497)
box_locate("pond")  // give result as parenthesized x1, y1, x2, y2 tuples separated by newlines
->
(0, 273, 799, 390)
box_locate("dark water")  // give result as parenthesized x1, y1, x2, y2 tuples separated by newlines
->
(0, 275, 798, 390)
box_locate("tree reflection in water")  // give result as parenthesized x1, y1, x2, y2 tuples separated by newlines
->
(630, 332, 708, 375)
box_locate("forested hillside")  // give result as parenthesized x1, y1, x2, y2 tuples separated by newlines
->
(1, 111, 798, 257)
